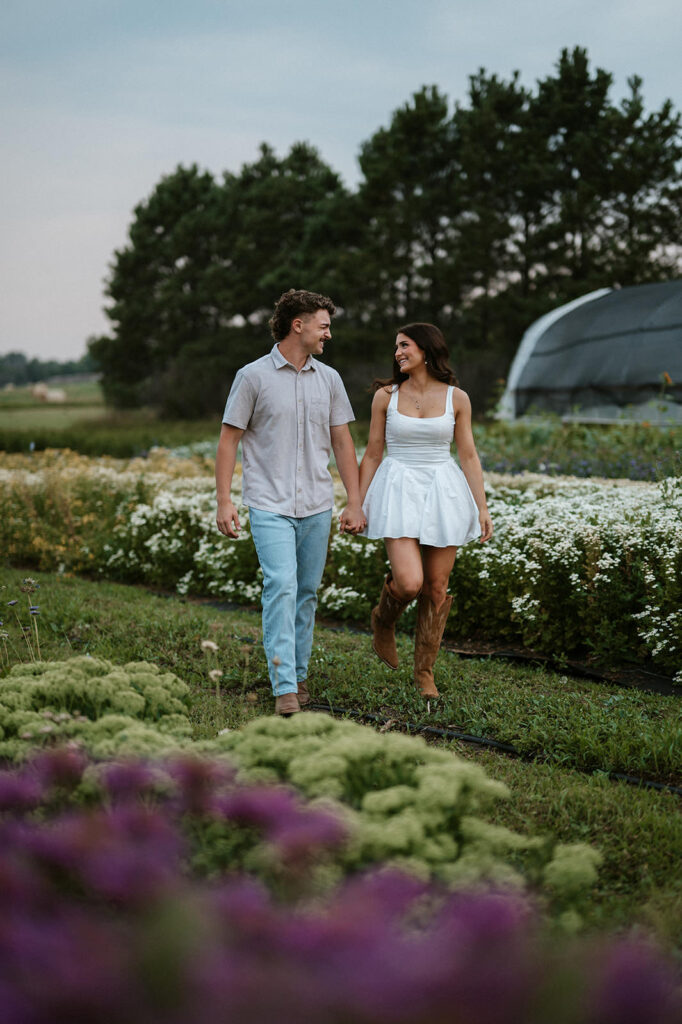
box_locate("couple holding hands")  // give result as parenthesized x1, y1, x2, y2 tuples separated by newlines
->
(216, 289, 492, 715)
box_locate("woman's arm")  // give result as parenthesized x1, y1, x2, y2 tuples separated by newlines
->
(358, 387, 391, 503)
(453, 389, 493, 543)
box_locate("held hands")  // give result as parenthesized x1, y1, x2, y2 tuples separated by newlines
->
(216, 500, 241, 538)
(479, 509, 493, 543)
(339, 503, 366, 535)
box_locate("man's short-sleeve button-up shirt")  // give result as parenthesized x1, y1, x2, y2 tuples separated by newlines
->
(222, 344, 355, 517)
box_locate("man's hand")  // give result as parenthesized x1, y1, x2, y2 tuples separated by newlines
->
(339, 502, 366, 535)
(216, 500, 241, 538)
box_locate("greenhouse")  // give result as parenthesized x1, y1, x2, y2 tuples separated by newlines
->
(498, 279, 682, 422)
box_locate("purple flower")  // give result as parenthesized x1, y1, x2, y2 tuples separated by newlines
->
(100, 759, 162, 804)
(0, 773, 43, 814)
(29, 748, 87, 792)
(270, 810, 347, 860)
(166, 755, 236, 815)
(592, 941, 682, 1024)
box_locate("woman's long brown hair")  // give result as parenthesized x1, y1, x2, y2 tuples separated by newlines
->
(372, 322, 459, 392)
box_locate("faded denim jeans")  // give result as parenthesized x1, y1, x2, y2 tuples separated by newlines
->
(248, 507, 332, 696)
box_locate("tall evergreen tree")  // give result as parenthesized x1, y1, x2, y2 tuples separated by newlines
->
(352, 86, 459, 327)
(530, 47, 618, 294)
(604, 76, 682, 284)
(90, 164, 222, 407)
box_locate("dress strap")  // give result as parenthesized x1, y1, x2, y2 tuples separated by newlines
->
(389, 385, 400, 411)
(446, 384, 455, 416)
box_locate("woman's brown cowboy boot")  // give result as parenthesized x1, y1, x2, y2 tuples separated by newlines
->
(413, 593, 453, 697)
(371, 575, 411, 669)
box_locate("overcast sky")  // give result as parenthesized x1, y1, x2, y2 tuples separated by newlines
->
(2, 0, 681, 361)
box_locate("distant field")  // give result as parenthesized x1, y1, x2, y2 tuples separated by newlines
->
(0, 381, 104, 429)
(0, 380, 103, 406)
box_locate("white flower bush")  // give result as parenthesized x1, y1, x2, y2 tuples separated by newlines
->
(1, 452, 680, 675)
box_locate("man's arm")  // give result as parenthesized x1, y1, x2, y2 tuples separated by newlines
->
(330, 423, 366, 534)
(216, 423, 245, 537)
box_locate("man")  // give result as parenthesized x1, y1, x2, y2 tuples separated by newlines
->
(216, 289, 366, 715)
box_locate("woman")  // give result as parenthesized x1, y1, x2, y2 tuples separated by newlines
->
(359, 323, 493, 698)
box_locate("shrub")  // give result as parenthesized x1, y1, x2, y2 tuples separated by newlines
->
(2, 452, 681, 671)
(0, 656, 193, 761)
(210, 711, 602, 917)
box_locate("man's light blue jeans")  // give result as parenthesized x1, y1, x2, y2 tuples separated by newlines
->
(248, 507, 333, 696)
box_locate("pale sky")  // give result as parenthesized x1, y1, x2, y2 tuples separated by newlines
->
(2, 0, 681, 361)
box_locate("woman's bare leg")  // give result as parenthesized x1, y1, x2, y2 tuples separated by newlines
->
(384, 537, 424, 601)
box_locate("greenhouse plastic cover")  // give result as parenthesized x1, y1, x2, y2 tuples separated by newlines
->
(499, 280, 682, 422)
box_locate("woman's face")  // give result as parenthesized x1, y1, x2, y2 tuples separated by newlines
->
(394, 333, 425, 373)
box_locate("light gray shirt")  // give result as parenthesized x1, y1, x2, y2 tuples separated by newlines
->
(222, 343, 355, 517)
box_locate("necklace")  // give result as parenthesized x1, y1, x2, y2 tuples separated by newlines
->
(407, 384, 426, 410)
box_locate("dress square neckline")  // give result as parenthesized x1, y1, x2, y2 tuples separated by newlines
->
(393, 384, 453, 421)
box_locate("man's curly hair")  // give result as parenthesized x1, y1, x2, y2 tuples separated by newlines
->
(269, 289, 336, 342)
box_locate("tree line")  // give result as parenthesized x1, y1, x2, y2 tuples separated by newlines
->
(0, 351, 95, 389)
(90, 48, 682, 419)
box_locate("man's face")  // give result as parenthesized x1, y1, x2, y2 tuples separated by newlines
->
(297, 309, 332, 355)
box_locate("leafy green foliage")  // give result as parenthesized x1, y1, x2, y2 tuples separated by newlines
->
(210, 711, 603, 917)
(0, 657, 193, 761)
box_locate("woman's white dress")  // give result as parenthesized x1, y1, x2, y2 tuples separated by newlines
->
(361, 385, 480, 547)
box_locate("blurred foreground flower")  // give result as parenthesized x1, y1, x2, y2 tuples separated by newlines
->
(0, 751, 679, 1024)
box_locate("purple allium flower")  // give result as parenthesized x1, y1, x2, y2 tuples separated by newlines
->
(30, 748, 87, 792)
(166, 755, 236, 815)
(0, 773, 43, 814)
(270, 810, 347, 860)
(592, 941, 682, 1024)
(216, 785, 301, 829)
(100, 759, 161, 804)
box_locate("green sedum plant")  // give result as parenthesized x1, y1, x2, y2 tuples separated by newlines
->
(209, 712, 602, 918)
(0, 656, 193, 761)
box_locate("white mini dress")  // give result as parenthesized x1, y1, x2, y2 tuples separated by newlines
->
(361, 385, 480, 547)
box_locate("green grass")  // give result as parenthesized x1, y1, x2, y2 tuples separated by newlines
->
(0, 380, 103, 407)
(2, 566, 681, 943)
(0, 411, 217, 456)
(0, 405, 106, 430)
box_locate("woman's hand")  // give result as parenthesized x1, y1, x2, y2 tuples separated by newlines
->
(479, 509, 493, 543)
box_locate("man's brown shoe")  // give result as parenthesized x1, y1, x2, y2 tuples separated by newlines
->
(297, 680, 310, 706)
(275, 693, 300, 716)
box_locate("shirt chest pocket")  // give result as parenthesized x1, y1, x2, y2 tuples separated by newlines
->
(309, 399, 329, 426)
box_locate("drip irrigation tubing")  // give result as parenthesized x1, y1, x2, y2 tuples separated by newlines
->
(307, 702, 682, 798)
(443, 645, 680, 698)
(207, 599, 679, 697)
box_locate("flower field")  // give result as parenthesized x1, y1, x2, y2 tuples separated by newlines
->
(2, 436, 681, 1020)
(2, 448, 681, 676)
(1, 739, 679, 1023)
